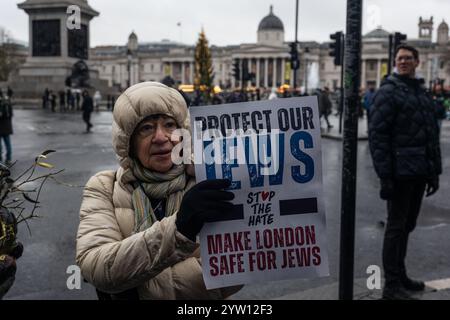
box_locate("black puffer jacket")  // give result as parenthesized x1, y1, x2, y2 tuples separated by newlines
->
(0, 99, 13, 136)
(369, 74, 442, 180)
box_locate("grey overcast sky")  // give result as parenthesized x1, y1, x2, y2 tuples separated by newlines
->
(1, 0, 449, 46)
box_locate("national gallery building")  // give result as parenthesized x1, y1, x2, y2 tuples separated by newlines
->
(90, 7, 449, 92)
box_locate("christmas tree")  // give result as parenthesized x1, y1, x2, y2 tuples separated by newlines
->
(194, 29, 214, 104)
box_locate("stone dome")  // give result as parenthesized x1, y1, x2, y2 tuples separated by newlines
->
(129, 31, 137, 40)
(438, 20, 449, 31)
(127, 31, 138, 51)
(258, 5, 284, 31)
(363, 27, 390, 39)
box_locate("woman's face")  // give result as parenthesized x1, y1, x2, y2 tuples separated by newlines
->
(132, 115, 179, 173)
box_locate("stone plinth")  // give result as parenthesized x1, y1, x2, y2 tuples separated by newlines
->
(9, 0, 111, 98)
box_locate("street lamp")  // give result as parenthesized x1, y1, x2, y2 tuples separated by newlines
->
(127, 49, 132, 88)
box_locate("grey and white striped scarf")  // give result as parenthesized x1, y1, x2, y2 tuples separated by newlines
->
(131, 160, 194, 232)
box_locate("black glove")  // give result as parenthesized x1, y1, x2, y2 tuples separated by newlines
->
(176, 179, 234, 241)
(8, 242, 23, 260)
(380, 179, 395, 200)
(426, 176, 439, 197)
(0, 254, 16, 299)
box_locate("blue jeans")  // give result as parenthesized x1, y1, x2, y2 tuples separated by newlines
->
(0, 135, 12, 162)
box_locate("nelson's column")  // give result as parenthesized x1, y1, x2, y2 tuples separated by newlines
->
(9, 0, 109, 98)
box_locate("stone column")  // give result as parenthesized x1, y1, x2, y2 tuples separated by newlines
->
(376, 59, 381, 88)
(131, 61, 134, 85)
(121, 64, 125, 88)
(28, 16, 33, 57)
(125, 64, 128, 87)
(232, 58, 237, 88)
(256, 58, 260, 87)
(426, 58, 431, 85)
(135, 62, 138, 84)
(361, 59, 366, 89)
(221, 62, 225, 86)
(281, 58, 286, 85)
(248, 58, 252, 87)
(190, 62, 194, 83)
(273, 57, 277, 87)
(136, 60, 140, 83)
(128, 62, 132, 86)
(60, 18, 68, 58)
(181, 62, 185, 84)
(264, 58, 269, 88)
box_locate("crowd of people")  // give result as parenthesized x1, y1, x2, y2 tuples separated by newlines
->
(41, 88, 118, 113)
(183, 85, 355, 132)
(0, 87, 122, 167)
(186, 86, 316, 107)
(0, 87, 14, 166)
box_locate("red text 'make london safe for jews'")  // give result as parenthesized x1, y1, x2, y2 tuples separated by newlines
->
(207, 225, 322, 276)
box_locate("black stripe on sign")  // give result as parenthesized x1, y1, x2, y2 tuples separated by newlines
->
(212, 204, 244, 222)
(279, 198, 318, 215)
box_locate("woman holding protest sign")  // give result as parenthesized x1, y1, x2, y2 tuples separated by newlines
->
(76, 82, 242, 299)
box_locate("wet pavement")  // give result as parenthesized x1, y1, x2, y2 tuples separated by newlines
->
(3, 107, 450, 300)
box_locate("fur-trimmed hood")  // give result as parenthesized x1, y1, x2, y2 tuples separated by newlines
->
(111, 82, 189, 171)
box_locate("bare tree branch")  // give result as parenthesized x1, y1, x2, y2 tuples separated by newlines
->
(15, 169, 64, 187)
(1, 151, 71, 241)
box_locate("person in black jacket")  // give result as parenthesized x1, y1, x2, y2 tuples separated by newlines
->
(318, 87, 333, 130)
(81, 90, 94, 133)
(0, 94, 13, 165)
(369, 45, 442, 300)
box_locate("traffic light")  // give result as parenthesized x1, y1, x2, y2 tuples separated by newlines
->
(393, 32, 407, 51)
(329, 31, 343, 66)
(289, 42, 299, 70)
(232, 60, 240, 81)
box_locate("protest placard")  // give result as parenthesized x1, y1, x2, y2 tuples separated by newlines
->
(190, 96, 329, 289)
